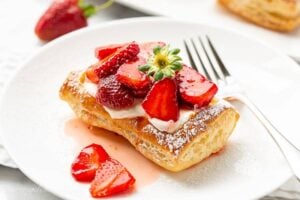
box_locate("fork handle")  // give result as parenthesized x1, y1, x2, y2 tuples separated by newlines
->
(234, 94, 300, 181)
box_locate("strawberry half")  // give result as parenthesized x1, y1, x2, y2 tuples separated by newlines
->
(176, 65, 218, 107)
(142, 78, 179, 121)
(95, 43, 125, 60)
(115, 42, 165, 97)
(96, 75, 134, 109)
(94, 42, 140, 78)
(116, 57, 151, 90)
(71, 144, 109, 182)
(90, 159, 135, 198)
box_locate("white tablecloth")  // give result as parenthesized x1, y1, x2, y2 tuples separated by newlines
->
(0, 0, 299, 199)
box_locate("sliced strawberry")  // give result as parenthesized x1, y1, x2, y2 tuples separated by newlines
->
(107, 169, 135, 195)
(90, 159, 135, 197)
(96, 75, 134, 109)
(90, 159, 123, 197)
(86, 66, 99, 83)
(176, 65, 218, 107)
(138, 41, 166, 57)
(142, 78, 179, 121)
(71, 144, 109, 182)
(94, 42, 140, 78)
(131, 84, 152, 98)
(95, 43, 125, 60)
(116, 57, 151, 90)
(115, 42, 165, 97)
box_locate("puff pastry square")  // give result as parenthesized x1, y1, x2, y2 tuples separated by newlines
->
(219, 0, 300, 31)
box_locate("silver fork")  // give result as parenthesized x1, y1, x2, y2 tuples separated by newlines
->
(184, 35, 300, 180)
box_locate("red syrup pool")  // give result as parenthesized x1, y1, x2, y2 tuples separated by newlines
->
(65, 118, 163, 188)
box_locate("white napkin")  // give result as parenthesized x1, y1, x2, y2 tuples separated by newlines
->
(0, 49, 28, 169)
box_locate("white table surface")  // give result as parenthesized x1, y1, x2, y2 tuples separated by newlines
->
(0, 0, 299, 199)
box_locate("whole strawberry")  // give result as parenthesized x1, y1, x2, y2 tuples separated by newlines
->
(35, 0, 113, 41)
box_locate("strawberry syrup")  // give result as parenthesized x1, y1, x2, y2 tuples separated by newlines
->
(64, 118, 162, 187)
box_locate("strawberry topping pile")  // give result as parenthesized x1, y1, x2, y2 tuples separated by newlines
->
(85, 41, 218, 121)
(71, 144, 135, 198)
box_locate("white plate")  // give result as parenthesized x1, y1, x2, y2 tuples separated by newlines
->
(1, 17, 300, 200)
(116, 0, 300, 59)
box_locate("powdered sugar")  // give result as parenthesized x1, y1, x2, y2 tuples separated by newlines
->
(143, 101, 230, 156)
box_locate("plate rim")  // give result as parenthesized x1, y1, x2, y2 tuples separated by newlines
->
(0, 16, 295, 200)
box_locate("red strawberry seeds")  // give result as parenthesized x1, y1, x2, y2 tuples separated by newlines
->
(95, 43, 124, 60)
(116, 56, 152, 90)
(94, 42, 140, 78)
(176, 66, 218, 107)
(90, 159, 135, 198)
(96, 75, 134, 109)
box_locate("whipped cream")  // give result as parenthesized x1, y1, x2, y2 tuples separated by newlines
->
(83, 81, 98, 97)
(83, 80, 195, 133)
(148, 110, 195, 133)
(103, 100, 145, 119)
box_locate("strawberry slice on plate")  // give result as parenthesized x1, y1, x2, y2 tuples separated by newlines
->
(94, 42, 140, 78)
(95, 43, 125, 60)
(176, 65, 218, 107)
(107, 168, 136, 195)
(90, 159, 135, 197)
(71, 144, 109, 182)
(142, 78, 179, 121)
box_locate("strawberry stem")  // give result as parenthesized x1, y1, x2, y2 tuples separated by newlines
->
(95, 0, 114, 12)
(138, 45, 183, 81)
(79, 0, 114, 18)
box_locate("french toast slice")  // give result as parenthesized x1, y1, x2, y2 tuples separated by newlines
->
(60, 71, 239, 172)
(219, 0, 300, 32)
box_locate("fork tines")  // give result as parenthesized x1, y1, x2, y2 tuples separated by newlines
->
(183, 35, 230, 83)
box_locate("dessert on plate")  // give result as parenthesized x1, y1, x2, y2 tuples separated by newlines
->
(219, 0, 300, 32)
(60, 41, 239, 172)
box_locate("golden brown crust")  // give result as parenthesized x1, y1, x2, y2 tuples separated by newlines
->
(219, 0, 300, 32)
(60, 71, 239, 171)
